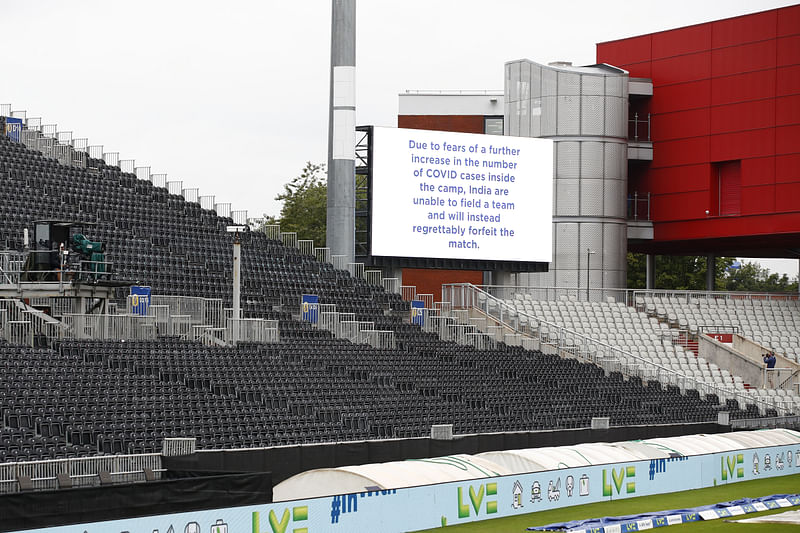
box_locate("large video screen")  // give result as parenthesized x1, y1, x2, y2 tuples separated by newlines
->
(370, 127, 553, 263)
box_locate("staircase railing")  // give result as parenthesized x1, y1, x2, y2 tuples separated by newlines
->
(442, 283, 787, 418)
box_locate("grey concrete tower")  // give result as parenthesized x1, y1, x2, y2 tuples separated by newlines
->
(505, 60, 629, 295)
(326, 0, 356, 263)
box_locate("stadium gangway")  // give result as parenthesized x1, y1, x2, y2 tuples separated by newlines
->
(298, 240, 314, 257)
(442, 283, 789, 418)
(225, 318, 280, 345)
(0, 454, 162, 494)
(401, 285, 417, 301)
(314, 247, 331, 264)
(365, 270, 382, 288)
(382, 277, 399, 294)
(359, 329, 396, 350)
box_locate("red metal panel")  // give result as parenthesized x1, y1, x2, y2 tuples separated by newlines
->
(649, 79, 710, 114)
(647, 165, 710, 195)
(740, 184, 772, 215)
(776, 154, 800, 183)
(778, 35, 800, 67)
(709, 129, 775, 161)
(652, 51, 711, 85)
(652, 137, 710, 167)
(651, 23, 711, 59)
(776, 124, 800, 154)
(711, 70, 776, 106)
(712, 40, 777, 78)
(776, 94, 800, 127)
(710, 99, 775, 134)
(616, 60, 652, 79)
(741, 156, 776, 186)
(397, 115, 485, 134)
(775, 182, 800, 212)
(778, 4, 800, 37)
(401, 268, 482, 303)
(777, 65, 800, 97)
(652, 190, 708, 221)
(652, 108, 710, 141)
(595, 34, 652, 66)
(711, 10, 776, 48)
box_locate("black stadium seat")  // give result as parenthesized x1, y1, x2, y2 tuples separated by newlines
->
(0, 115, 764, 460)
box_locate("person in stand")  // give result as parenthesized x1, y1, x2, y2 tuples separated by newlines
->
(763, 351, 777, 388)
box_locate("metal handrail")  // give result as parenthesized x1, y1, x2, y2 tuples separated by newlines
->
(442, 283, 786, 417)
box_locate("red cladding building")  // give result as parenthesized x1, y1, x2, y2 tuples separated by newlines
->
(597, 5, 800, 257)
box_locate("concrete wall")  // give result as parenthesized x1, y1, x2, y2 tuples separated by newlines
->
(699, 334, 799, 390)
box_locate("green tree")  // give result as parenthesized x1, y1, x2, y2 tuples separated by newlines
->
(723, 261, 799, 293)
(255, 162, 327, 247)
(627, 253, 734, 290)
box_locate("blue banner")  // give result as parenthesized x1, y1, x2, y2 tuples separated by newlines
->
(11, 444, 800, 533)
(302, 294, 319, 324)
(410, 300, 425, 326)
(4, 117, 22, 142)
(130, 286, 151, 316)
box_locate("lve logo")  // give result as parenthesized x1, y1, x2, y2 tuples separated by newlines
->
(603, 466, 635, 496)
(721, 454, 745, 480)
(457, 483, 498, 518)
(252, 507, 309, 533)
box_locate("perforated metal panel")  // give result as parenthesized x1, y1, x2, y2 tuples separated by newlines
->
(604, 269, 625, 289)
(507, 62, 520, 102)
(520, 62, 531, 101)
(581, 74, 605, 96)
(580, 96, 605, 136)
(604, 141, 625, 179)
(556, 269, 578, 288)
(581, 180, 604, 216)
(603, 178, 626, 218)
(519, 98, 530, 138)
(557, 95, 579, 135)
(605, 75, 623, 97)
(530, 98, 542, 137)
(603, 223, 626, 270)
(558, 71, 580, 96)
(530, 65, 542, 98)
(556, 223, 579, 268)
(604, 97, 626, 137)
(556, 179, 579, 215)
(542, 67, 558, 97)
(579, 223, 603, 268)
(557, 141, 579, 179)
(508, 101, 520, 137)
(579, 141, 603, 179)
(541, 96, 557, 136)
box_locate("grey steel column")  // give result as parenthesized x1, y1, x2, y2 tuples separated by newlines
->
(706, 254, 716, 291)
(646, 254, 655, 289)
(326, 0, 356, 263)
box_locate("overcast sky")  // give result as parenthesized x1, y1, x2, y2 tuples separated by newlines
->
(2, 0, 798, 277)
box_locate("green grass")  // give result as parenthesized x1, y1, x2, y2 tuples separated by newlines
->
(415, 474, 800, 532)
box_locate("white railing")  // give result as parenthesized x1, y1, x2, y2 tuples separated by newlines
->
(0, 454, 162, 493)
(442, 283, 787, 417)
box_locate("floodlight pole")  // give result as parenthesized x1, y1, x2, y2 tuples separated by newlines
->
(326, 0, 357, 263)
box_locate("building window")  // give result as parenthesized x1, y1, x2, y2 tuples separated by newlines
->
(712, 160, 741, 216)
(484, 116, 503, 135)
